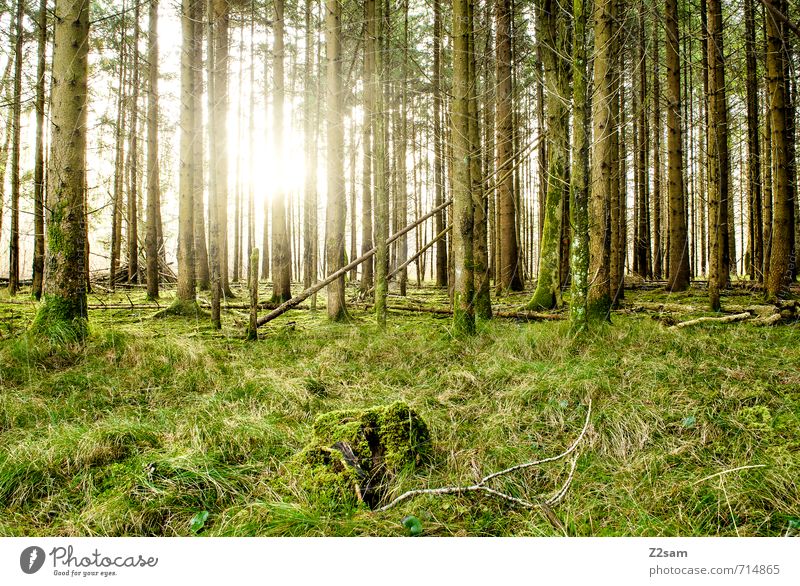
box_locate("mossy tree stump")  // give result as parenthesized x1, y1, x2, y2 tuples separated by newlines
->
(298, 402, 430, 509)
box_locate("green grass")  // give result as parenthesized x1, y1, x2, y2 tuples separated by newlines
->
(0, 283, 798, 536)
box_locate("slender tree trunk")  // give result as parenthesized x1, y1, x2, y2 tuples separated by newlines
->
(744, 0, 764, 281)
(397, 0, 410, 296)
(634, 7, 649, 279)
(32, 0, 48, 299)
(495, 0, 523, 292)
(145, 0, 161, 299)
(587, 0, 614, 317)
(176, 0, 197, 306)
(652, 16, 662, 280)
(128, 4, 141, 283)
(304, 0, 319, 290)
(706, 0, 730, 309)
(326, 0, 349, 321)
(272, 0, 293, 302)
(433, 0, 448, 288)
(110, 6, 127, 291)
(452, 0, 476, 334)
(765, 0, 793, 299)
(526, 0, 568, 310)
(32, 0, 90, 341)
(8, 0, 24, 295)
(666, 0, 690, 290)
(569, 0, 589, 329)
(207, 0, 222, 327)
(192, 0, 209, 291)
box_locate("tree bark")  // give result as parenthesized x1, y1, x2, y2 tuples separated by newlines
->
(32, 0, 48, 300)
(145, 0, 161, 299)
(8, 0, 24, 295)
(32, 0, 90, 341)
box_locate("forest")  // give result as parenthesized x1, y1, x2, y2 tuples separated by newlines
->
(0, 0, 798, 537)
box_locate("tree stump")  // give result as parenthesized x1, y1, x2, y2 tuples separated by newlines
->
(298, 402, 431, 509)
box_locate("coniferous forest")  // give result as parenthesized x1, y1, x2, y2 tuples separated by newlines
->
(0, 0, 798, 537)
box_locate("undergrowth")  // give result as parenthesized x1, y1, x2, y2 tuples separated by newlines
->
(0, 283, 797, 536)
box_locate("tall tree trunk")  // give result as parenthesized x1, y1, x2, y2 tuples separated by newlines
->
(360, 0, 374, 292)
(32, 0, 48, 299)
(32, 0, 89, 341)
(145, 0, 161, 299)
(373, 0, 389, 324)
(397, 0, 410, 296)
(110, 5, 127, 292)
(744, 0, 764, 281)
(304, 0, 319, 290)
(192, 0, 209, 290)
(452, 0, 476, 334)
(706, 0, 730, 309)
(176, 0, 197, 306)
(212, 0, 232, 298)
(8, 0, 23, 295)
(652, 16, 662, 280)
(765, 0, 793, 299)
(634, 7, 649, 279)
(272, 0, 293, 302)
(569, 0, 589, 329)
(525, 0, 568, 310)
(495, 0, 523, 292)
(433, 0, 448, 288)
(128, 3, 141, 283)
(666, 0, 690, 290)
(207, 0, 222, 327)
(326, 0, 349, 321)
(587, 0, 614, 317)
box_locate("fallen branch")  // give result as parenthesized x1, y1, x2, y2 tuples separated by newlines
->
(377, 400, 591, 512)
(690, 464, 767, 486)
(358, 303, 564, 321)
(670, 312, 753, 329)
(255, 199, 453, 328)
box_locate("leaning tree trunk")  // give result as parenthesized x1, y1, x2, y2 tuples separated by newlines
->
(32, 0, 90, 342)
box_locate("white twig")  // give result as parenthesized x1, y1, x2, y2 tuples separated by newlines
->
(377, 400, 592, 513)
(690, 464, 766, 486)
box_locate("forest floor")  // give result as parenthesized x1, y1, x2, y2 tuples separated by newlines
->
(0, 281, 798, 537)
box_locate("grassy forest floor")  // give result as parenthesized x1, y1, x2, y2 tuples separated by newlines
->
(0, 281, 798, 537)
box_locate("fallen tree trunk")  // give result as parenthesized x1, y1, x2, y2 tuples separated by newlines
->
(255, 199, 453, 328)
(670, 312, 753, 329)
(357, 303, 564, 321)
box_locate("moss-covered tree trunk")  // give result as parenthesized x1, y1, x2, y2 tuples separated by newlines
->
(569, 0, 589, 330)
(451, 0, 475, 334)
(525, 0, 568, 311)
(666, 0, 690, 291)
(587, 0, 614, 318)
(272, 0, 293, 303)
(32, 0, 90, 341)
(325, 0, 349, 321)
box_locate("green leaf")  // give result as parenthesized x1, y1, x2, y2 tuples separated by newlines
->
(189, 510, 209, 534)
(401, 515, 423, 536)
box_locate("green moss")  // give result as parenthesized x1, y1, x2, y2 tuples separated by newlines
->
(154, 299, 206, 319)
(31, 294, 88, 343)
(738, 406, 773, 432)
(297, 401, 431, 510)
